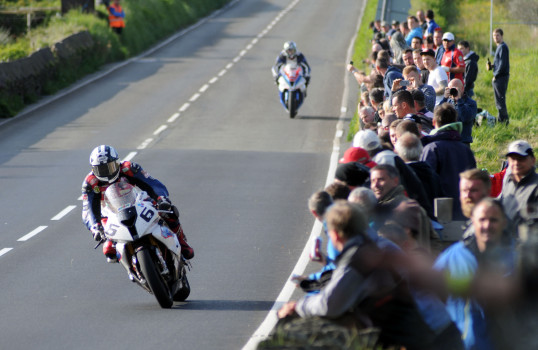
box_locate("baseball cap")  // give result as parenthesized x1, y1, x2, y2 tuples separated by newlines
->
(391, 20, 399, 26)
(335, 162, 370, 187)
(442, 32, 455, 41)
(353, 130, 381, 151)
(506, 140, 534, 157)
(420, 48, 435, 57)
(339, 147, 377, 168)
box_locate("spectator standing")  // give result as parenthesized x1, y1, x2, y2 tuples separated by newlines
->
(487, 28, 510, 124)
(440, 32, 466, 85)
(417, 10, 428, 32)
(386, 20, 399, 39)
(107, 0, 125, 34)
(457, 40, 479, 97)
(459, 169, 492, 239)
(411, 37, 423, 51)
(433, 30, 445, 64)
(359, 106, 376, 128)
(402, 65, 436, 113)
(390, 31, 409, 65)
(406, 16, 423, 46)
(413, 49, 429, 85)
(421, 49, 448, 106)
(499, 140, 537, 229)
(420, 103, 476, 220)
(424, 9, 440, 39)
(439, 79, 477, 145)
(376, 57, 404, 100)
(402, 48, 415, 67)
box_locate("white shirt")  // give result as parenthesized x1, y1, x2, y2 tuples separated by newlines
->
(427, 66, 448, 106)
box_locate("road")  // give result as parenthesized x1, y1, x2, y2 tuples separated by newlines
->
(0, 0, 364, 349)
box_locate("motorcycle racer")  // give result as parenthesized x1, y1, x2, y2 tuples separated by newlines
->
(271, 41, 311, 85)
(81, 145, 194, 262)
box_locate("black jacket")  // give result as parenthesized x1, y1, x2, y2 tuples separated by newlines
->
(463, 51, 479, 93)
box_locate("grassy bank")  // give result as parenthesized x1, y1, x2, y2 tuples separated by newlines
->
(0, 0, 230, 116)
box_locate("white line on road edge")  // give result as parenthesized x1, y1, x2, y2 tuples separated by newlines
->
(51, 205, 77, 221)
(241, 0, 364, 348)
(0, 248, 13, 257)
(18, 226, 48, 242)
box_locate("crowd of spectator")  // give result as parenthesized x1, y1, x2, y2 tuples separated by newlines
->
(275, 9, 536, 350)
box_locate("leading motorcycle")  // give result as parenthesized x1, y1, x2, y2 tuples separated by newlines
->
(276, 61, 307, 118)
(97, 181, 190, 308)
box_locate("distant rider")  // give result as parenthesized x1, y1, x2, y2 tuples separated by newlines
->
(271, 41, 311, 85)
(81, 145, 194, 262)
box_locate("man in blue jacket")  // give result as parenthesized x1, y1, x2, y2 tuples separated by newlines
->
(375, 57, 403, 101)
(420, 103, 476, 220)
(487, 28, 510, 124)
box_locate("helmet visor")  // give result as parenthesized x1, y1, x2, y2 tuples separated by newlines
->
(92, 161, 119, 179)
(286, 48, 296, 57)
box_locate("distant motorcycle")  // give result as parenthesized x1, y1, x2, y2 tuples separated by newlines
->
(276, 61, 307, 118)
(98, 181, 190, 308)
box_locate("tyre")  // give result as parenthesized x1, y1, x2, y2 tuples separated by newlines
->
(288, 90, 297, 118)
(136, 248, 173, 308)
(173, 274, 190, 302)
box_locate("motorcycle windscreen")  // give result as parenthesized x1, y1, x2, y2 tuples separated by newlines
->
(104, 182, 137, 213)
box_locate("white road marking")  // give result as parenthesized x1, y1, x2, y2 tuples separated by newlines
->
(189, 93, 201, 102)
(153, 125, 168, 135)
(137, 138, 153, 149)
(18, 226, 47, 242)
(218, 69, 227, 77)
(0, 248, 13, 257)
(209, 77, 218, 84)
(168, 113, 180, 123)
(51, 205, 76, 220)
(123, 151, 137, 162)
(226, 63, 234, 70)
(179, 103, 190, 112)
(199, 84, 209, 93)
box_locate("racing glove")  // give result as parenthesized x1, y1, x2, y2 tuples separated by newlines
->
(157, 196, 172, 211)
(90, 223, 105, 241)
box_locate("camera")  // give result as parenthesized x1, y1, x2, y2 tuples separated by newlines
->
(400, 80, 410, 87)
(449, 88, 459, 97)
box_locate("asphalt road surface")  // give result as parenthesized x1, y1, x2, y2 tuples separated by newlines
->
(0, 0, 364, 348)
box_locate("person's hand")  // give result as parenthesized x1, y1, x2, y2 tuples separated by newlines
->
(90, 223, 105, 241)
(347, 64, 357, 73)
(443, 87, 451, 99)
(277, 301, 297, 319)
(392, 79, 402, 91)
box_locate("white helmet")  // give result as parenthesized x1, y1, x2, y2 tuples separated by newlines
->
(89, 145, 120, 183)
(283, 41, 297, 59)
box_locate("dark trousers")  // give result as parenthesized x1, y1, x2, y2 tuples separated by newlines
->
(493, 75, 509, 123)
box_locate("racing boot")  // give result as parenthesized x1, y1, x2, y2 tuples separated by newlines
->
(173, 225, 194, 260)
(103, 240, 118, 263)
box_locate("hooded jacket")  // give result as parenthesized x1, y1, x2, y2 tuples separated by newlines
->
(463, 51, 479, 93)
(420, 122, 476, 220)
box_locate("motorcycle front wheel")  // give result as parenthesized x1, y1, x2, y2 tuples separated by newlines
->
(173, 274, 190, 302)
(288, 90, 297, 119)
(137, 248, 173, 308)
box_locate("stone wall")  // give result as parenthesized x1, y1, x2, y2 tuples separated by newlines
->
(0, 31, 95, 117)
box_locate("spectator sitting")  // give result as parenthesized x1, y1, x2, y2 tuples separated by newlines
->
(277, 201, 439, 349)
(499, 140, 537, 230)
(420, 103, 477, 220)
(434, 198, 516, 350)
(439, 79, 477, 145)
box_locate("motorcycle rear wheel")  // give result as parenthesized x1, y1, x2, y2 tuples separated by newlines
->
(137, 248, 173, 308)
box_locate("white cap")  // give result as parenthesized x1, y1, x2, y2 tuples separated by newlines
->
(506, 140, 534, 157)
(442, 32, 455, 41)
(353, 130, 381, 151)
